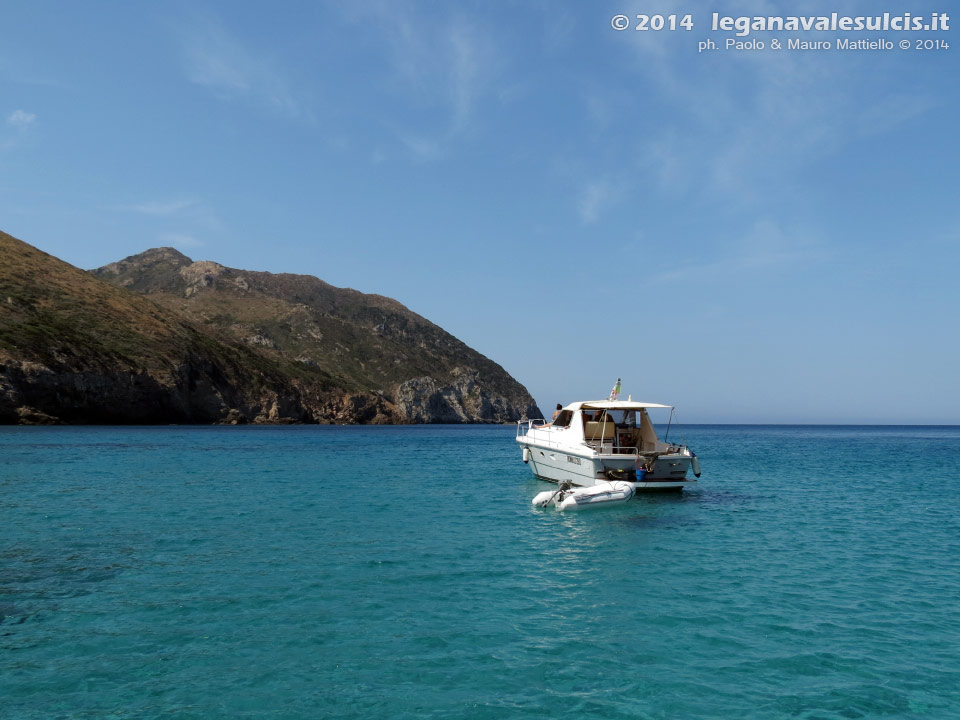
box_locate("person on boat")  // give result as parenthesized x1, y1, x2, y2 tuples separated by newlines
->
(536, 404, 563, 428)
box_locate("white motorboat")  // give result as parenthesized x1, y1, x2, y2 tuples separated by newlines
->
(518, 397, 701, 492)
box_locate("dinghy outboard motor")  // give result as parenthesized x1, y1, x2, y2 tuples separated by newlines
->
(532, 482, 572, 508)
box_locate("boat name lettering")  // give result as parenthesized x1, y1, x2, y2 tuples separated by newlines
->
(566, 455, 581, 465)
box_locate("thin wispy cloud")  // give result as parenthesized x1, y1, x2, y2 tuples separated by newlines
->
(540, 6, 576, 52)
(114, 198, 220, 254)
(159, 232, 204, 250)
(7, 109, 36, 128)
(176, 15, 308, 120)
(446, 23, 492, 130)
(2, 109, 37, 152)
(857, 94, 937, 137)
(656, 219, 825, 283)
(337, 3, 506, 159)
(577, 180, 620, 225)
(397, 133, 442, 162)
(641, 132, 688, 192)
(617, 0, 933, 203)
(132, 199, 196, 216)
(121, 197, 223, 233)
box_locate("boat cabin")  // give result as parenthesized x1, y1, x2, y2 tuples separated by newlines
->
(548, 401, 677, 455)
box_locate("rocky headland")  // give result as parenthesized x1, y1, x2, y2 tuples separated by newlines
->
(0, 230, 541, 425)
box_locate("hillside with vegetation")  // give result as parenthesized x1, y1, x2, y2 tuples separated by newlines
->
(0, 230, 540, 424)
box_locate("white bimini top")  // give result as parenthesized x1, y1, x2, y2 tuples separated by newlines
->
(564, 400, 672, 411)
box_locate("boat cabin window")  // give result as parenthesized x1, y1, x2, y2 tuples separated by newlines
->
(553, 410, 573, 427)
(581, 410, 635, 428)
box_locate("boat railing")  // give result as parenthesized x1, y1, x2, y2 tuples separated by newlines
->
(516, 420, 591, 452)
(518, 420, 645, 458)
(516, 418, 552, 439)
(583, 442, 640, 458)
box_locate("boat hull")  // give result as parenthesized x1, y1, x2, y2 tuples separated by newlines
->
(522, 445, 600, 485)
(646, 455, 693, 482)
(520, 442, 696, 492)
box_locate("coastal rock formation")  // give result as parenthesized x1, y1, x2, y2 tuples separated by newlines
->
(0, 230, 541, 425)
(395, 370, 524, 424)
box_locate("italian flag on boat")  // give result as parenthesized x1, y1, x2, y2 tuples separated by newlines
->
(609, 378, 621, 401)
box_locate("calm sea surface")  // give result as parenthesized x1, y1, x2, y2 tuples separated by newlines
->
(1, 425, 959, 719)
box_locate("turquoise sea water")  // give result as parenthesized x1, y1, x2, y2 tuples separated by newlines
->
(1, 425, 959, 719)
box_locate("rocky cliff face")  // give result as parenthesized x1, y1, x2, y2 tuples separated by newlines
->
(0, 231, 541, 425)
(395, 371, 523, 424)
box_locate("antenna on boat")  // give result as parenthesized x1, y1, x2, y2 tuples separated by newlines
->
(664, 407, 689, 449)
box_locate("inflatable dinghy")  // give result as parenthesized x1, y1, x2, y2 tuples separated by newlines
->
(532, 480, 635, 511)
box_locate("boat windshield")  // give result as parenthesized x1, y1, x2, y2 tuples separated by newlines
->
(553, 410, 573, 427)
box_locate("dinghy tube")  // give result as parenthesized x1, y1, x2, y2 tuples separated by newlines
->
(532, 481, 635, 511)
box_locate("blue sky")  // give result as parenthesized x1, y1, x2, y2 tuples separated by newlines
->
(1, 1, 957, 423)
